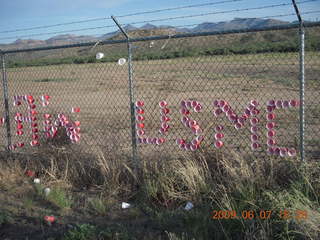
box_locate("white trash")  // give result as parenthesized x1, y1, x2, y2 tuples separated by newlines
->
(44, 188, 51, 196)
(184, 202, 194, 211)
(121, 202, 131, 209)
(96, 52, 105, 60)
(33, 178, 40, 184)
(118, 58, 126, 65)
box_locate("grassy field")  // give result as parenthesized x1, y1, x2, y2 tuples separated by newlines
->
(0, 50, 319, 239)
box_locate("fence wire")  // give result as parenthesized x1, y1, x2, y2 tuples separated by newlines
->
(0, 24, 319, 161)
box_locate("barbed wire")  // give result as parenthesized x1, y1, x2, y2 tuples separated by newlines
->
(0, 25, 115, 41)
(0, 0, 244, 34)
(0, 1, 319, 42)
(116, 0, 245, 18)
(123, 0, 319, 26)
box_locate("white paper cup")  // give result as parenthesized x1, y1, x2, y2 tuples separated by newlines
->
(96, 52, 104, 60)
(118, 58, 126, 65)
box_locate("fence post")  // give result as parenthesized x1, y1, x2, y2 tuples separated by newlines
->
(111, 16, 139, 177)
(292, 0, 305, 162)
(1, 52, 12, 151)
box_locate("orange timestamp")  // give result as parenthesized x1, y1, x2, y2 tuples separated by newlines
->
(212, 210, 308, 220)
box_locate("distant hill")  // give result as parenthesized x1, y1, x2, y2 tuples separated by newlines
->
(0, 18, 295, 50)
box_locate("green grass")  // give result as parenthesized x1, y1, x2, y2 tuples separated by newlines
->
(46, 187, 72, 210)
(31, 78, 77, 83)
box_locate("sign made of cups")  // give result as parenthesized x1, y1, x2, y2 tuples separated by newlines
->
(6, 95, 81, 150)
(134, 99, 299, 157)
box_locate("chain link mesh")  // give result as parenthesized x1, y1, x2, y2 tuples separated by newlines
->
(0, 25, 319, 161)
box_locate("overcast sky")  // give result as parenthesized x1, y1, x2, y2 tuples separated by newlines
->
(0, 0, 319, 43)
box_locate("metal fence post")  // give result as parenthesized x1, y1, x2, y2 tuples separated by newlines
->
(1, 52, 12, 151)
(111, 16, 139, 177)
(292, 0, 305, 162)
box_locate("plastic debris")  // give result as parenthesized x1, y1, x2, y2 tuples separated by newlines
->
(184, 202, 194, 211)
(33, 178, 40, 184)
(96, 52, 104, 60)
(121, 202, 131, 209)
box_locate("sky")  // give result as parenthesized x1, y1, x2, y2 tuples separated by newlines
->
(0, 0, 319, 44)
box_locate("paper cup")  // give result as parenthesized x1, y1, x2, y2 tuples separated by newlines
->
(214, 140, 224, 148)
(267, 130, 276, 137)
(215, 133, 224, 140)
(267, 113, 276, 121)
(118, 58, 126, 65)
(159, 100, 168, 108)
(250, 126, 259, 133)
(251, 134, 259, 142)
(267, 138, 276, 146)
(96, 52, 104, 60)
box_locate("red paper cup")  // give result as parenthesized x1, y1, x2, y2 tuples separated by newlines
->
(251, 134, 259, 142)
(218, 100, 227, 108)
(266, 105, 275, 113)
(184, 143, 191, 150)
(136, 129, 145, 136)
(190, 144, 198, 151)
(250, 126, 259, 133)
(186, 101, 192, 108)
(234, 123, 242, 130)
(289, 100, 298, 107)
(191, 101, 198, 108)
(159, 100, 168, 108)
(196, 136, 204, 142)
(71, 107, 81, 113)
(194, 105, 202, 112)
(176, 139, 185, 145)
(161, 108, 170, 115)
(136, 123, 145, 129)
(267, 100, 275, 106)
(275, 100, 283, 109)
(16, 130, 23, 136)
(142, 138, 148, 144)
(136, 108, 144, 114)
(288, 148, 297, 157)
(267, 130, 276, 137)
(215, 125, 224, 132)
(180, 108, 190, 115)
(214, 133, 224, 140)
(280, 148, 287, 157)
(250, 118, 259, 125)
(267, 147, 275, 155)
(214, 140, 224, 148)
(161, 116, 170, 122)
(30, 140, 39, 146)
(180, 100, 187, 108)
(251, 142, 260, 150)
(283, 100, 289, 108)
(250, 100, 259, 107)
(214, 109, 223, 117)
(222, 105, 230, 113)
(267, 113, 276, 121)
(18, 142, 25, 148)
(213, 100, 220, 107)
(267, 138, 276, 146)
(266, 122, 275, 129)
(179, 143, 185, 150)
(181, 116, 188, 124)
(136, 115, 145, 121)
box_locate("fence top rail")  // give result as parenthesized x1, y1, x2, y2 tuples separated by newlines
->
(1, 21, 320, 55)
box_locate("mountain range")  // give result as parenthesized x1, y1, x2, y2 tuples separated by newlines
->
(0, 18, 292, 50)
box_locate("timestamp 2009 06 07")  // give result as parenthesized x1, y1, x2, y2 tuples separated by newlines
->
(212, 210, 308, 220)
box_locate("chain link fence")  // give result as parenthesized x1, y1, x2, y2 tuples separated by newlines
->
(0, 23, 319, 164)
